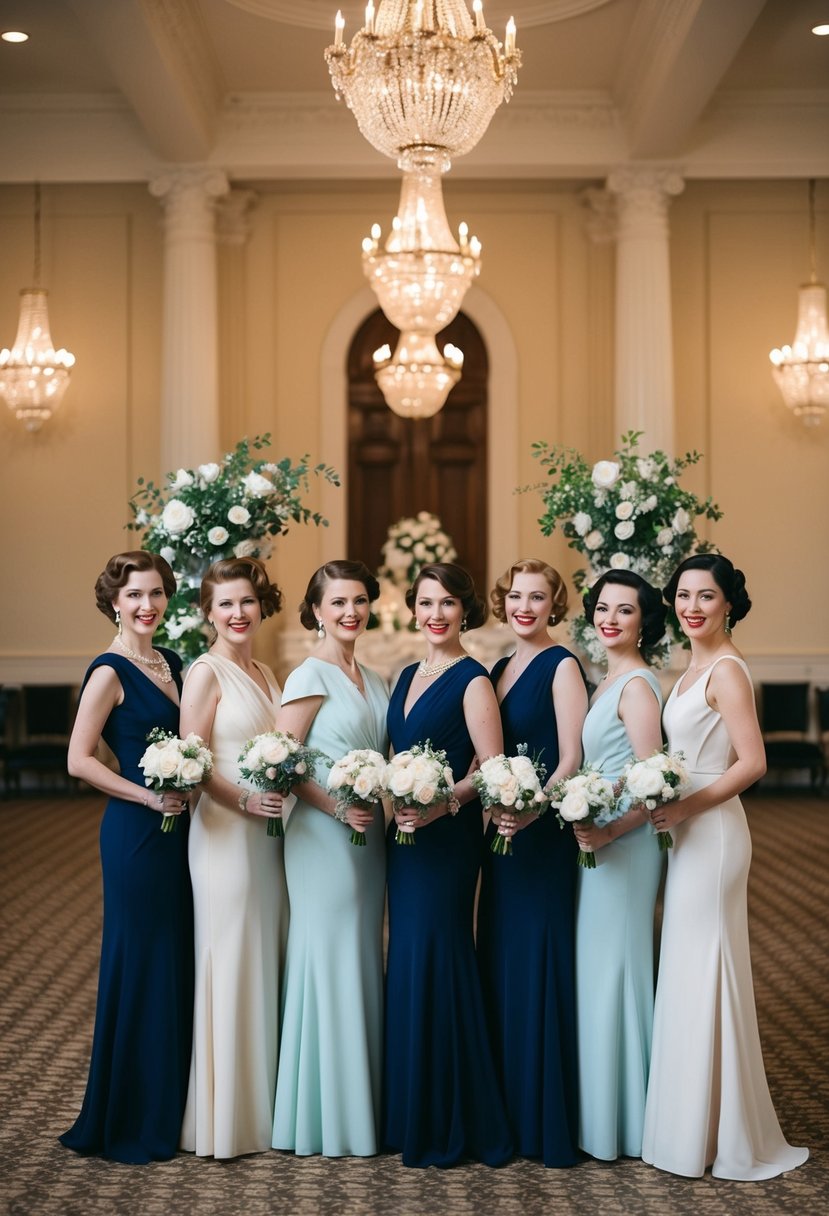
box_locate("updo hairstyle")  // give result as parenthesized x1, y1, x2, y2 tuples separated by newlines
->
(405, 563, 488, 631)
(490, 558, 568, 626)
(298, 560, 380, 631)
(95, 551, 176, 623)
(663, 553, 751, 624)
(583, 569, 666, 652)
(199, 557, 282, 619)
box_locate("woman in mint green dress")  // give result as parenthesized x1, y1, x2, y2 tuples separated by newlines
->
(272, 561, 388, 1157)
(572, 570, 665, 1161)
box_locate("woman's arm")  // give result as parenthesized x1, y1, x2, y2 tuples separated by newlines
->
(67, 665, 176, 817)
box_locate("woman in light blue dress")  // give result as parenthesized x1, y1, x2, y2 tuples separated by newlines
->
(272, 560, 388, 1157)
(572, 570, 665, 1161)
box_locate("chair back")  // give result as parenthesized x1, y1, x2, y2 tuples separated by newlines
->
(760, 682, 810, 736)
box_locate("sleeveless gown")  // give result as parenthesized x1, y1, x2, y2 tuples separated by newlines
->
(60, 650, 193, 1163)
(642, 656, 809, 1179)
(575, 668, 663, 1160)
(477, 647, 581, 1167)
(273, 657, 388, 1157)
(180, 653, 288, 1159)
(384, 658, 513, 1168)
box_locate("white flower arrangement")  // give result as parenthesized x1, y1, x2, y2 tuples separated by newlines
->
(327, 748, 388, 846)
(138, 728, 213, 833)
(378, 511, 458, 590)
(622, 748, 690, 851)
(383, 742, 455, 845)
(238, 730, 327, 838)
(549, 765, 619, 869)
(128, 434, 339, 661)
(471, 745, 549, 855)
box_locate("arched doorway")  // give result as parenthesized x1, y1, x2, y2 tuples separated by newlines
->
(346, 309, 489, 592)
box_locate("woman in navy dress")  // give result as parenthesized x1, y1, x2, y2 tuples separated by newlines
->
(60, 551, 193, 1163)
(384, 563, 512, 1168)
(477, 558, 588, 1167)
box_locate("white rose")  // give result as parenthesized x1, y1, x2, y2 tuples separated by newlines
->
(610, 552, 631, 569)
(628, 767, 664, 798)
(641, 495, 658, 512)
(157, 745, 180, 780)
(637, 458, 655, 479)
(414, 782, 437, 805)
(661, 785, 675, 801)
(584, 529, 604, 551)
(620, 481, 639, 500)
(198, 462, 221, 484)
(413, 542, 427, 559)
(234, 539, 257, 558)
(656, 527, 674, 547)
(140, 746, 162, 780)
(294, 761, 307, 775)
(353, 771, 377, 799)
(664, 476, 674, 486)
(572, 512, 592, 537)
(208, 526, 229, 546)
(261, 738, 290, 765)
(243, 471, 275, 498)
(161, 498, 195, 536)
(170, 468, 194, 491)
(159, 546, 176, 566)
(591, 460, 620, 490)
(672, 507, 690, 534)
(135, 509, 149, 526)
(179, 757, 203, 784)
(614, 520, 635, 540)
(390, 769, 415, 798)
(558, 790, 590, 821)
(228, 505, 251, 526)
(615, 501, 634, 520)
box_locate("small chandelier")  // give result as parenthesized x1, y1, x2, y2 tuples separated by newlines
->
(0, 184, 75, 432)
(769, 179, 828, 427)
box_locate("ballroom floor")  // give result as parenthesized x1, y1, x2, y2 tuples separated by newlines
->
(1, 793, 826, 1216)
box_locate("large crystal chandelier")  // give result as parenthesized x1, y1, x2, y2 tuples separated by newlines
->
(326, 1, 520, 418)
(769, 180, 828, 428)
(0, 184, 75, 432)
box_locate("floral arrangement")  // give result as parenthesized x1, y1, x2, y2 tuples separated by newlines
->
(550, 766, 619, 869)
(327, 748, 388, 846)
(622, 748, 690, 851)
(532, 430, 722, 665)
(128, 434, 339, 661)
(384, 742, 455, 845)
(138, 727, 213, 833)
(238, 730, 325, 838)
(378, 511, 457, 591)
(471, 746, 549, 856)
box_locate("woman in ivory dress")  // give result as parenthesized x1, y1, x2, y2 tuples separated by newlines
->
(179, 557, 288, 1159)
(642, 554, 808, 1180)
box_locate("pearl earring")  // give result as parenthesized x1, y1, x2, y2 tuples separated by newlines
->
(114, 607, 122, 636)
(316, 619, 325, 639)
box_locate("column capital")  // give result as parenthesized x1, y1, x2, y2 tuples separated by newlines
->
(579, 187, 617, 244)
(606, 165, 685, 219)
(149, 167, 230, 240)
(216, 189, 258, 247)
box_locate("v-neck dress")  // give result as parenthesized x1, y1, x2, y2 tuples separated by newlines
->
(383, 658, 512, 1168)
(575, 668, 663, 1161)
(272, 657, 389, 1157)
(180, 653, 288, 1159)
(477, 646, 582, 1167)
(60, 650, 194, 1163)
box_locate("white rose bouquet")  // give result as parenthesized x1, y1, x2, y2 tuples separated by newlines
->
(138, 727, 213, 833)
(471, 745, 549, 856)
(550, 766, 619, 869)
(327, 748, 388, 847)
(383, 742, 456, 845)
(622, 748, 690, 851)
(238, 730, 326, 837)
(378, 512, 458, 591)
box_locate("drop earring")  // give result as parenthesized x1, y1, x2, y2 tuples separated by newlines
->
(724, 614, 732, 635)
(114, 607, 122, 636)
(414, 619, 421, 631)
(637, 631, 643, 649)
(461, 617, 468, 633)
(316, 619, 325, 639)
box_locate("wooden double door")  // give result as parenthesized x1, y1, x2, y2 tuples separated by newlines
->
(346, 309, 489, 593)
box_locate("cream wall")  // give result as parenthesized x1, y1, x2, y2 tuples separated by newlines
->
(0, 178, 826, 683)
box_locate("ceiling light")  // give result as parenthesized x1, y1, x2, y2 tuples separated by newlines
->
(811, 24, 829, 35)
(1, 30, 29, 43)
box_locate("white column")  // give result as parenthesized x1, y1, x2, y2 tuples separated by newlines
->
(149, 167, 229, 471)
(216, 190, 258, 447)
(606, 167, 684, 452)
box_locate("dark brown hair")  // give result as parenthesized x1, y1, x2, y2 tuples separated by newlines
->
(405, 563, 487, 631)
(583, 570, 667, 653)
(199, 557, 282, 619)
(490, 558, 568, 625)
(298, 560, 381, 631)
(95, 551, 176, 622)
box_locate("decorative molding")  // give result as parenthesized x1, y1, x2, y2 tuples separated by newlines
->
(216, 188, 258, 245)
(220, 0, 614, 31)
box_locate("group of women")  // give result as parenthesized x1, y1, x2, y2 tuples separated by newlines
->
(60, 546, 808, 1182)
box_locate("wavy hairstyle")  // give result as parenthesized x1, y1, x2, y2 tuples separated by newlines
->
(663, 553, 751, 624)
(406, 562, 488, 631)
(490, 557, 569, 626)
(199, 557, 282, 619)
(583, 569, 666, 656)
(95, 551, 176, 622)
(298, 560, 380, 631)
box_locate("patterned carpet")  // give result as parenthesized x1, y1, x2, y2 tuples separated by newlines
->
(1, 794, 826, 1216)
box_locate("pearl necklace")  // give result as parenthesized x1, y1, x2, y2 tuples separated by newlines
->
(418, 654, 468, 679)
(115, 636, 173, 683)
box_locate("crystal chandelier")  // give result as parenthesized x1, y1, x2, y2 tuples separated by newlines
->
(0, 184, 75, 432)
(769, 179, 828, 427)
(326, 1, 519, 417)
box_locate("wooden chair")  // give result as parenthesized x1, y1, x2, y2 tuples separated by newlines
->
(760, 682, 826, 792)
(4, 685, 77, 795)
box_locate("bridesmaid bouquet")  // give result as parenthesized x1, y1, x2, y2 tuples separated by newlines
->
(622, 748, 690, 851)
(550, 765, 619, 869)
(471, 745, 549, 856)
(139, 727, 213, 832)
(327, 748, 388, 847)
(238, 731, 325, 837)
(384, 742, 455, 845)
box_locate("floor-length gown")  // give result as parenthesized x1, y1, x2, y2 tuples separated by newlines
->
(642, 656, 809, 1179)
(575, 668, 663, 1160)
(180, 653, 288, 1159)
(384, 658, 513, 1169)
(477, 647, 581, 1167)
(60, 651, 193, 1163)
(272, 657, 388, 1157)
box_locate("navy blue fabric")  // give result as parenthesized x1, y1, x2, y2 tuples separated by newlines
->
(477, 647, 582, 1166)
(60, 651, 193, 1163)
(383, 658, 512, 1168)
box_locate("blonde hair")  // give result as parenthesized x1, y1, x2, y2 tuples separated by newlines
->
(490, 558, 568, 625)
